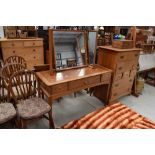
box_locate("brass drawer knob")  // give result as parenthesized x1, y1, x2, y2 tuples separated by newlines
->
(33, 49, 36, 52)
(118, 67, 122, 70)
(113, 93, 117, 96)
(120, 56, 124, 59)
(33, 42, 35, 46)
(13, 50, 15, 53)
(115, 84, 119, 87)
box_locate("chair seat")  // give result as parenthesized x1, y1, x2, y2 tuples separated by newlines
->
(0, 103, 16, 124)
(17, 97, 51, 119)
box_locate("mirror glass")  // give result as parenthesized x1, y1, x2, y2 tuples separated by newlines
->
(88, 31, 97, 64)
(53, 31, 87, 70)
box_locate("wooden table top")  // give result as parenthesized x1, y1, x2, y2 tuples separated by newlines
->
(98, 46, 142, 52)
(36, 65, 112, 86)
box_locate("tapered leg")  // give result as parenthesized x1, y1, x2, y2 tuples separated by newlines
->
(48, 98, 55, 129)
(48, 110, 55, 129)
(21, 119, 27, 129)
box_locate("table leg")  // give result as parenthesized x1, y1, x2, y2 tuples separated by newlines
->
(48, 97, 55, 129)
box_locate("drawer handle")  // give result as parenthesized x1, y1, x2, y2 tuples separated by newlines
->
(12, 43, 14, 47)
(33, 43, 35, 45)
(135, 54, 138, 57)
(33, 56, 36, 59)
(115, 84, 119, 87)
(129, 79, 132, 82)
(113, 93, 117, 96)
(13, 50, 15, 53)
(33, 49, 36, 52)
(118, 67, 122, 70)
(120, 56, 124, 59)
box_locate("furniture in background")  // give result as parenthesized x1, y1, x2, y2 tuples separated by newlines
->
(36, 65, 112, 127)
(9, 70, 54, 129)
(96, 46, 141, 102)
(3, 26, 37, 39)
(0, 74, 16, 126)
(62, 102, 155, 129)
(0, 38, 44, 70)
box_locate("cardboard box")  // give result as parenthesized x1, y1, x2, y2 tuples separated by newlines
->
(112, 40, 134, 49)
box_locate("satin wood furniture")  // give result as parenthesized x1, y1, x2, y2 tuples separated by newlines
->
(36, 65, 112, 128)
(0, 38, 44, 70)
(95, 46, 141, 102)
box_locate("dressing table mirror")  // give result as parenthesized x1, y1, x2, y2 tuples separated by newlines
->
(49, 29, 88, 71)
(87, 30, 98, 65)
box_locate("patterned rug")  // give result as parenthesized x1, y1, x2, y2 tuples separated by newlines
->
(62, 102, 155, 129)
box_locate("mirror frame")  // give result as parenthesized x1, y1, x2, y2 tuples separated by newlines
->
(49, 29, 88, 72)
(87, 30, 98, 66)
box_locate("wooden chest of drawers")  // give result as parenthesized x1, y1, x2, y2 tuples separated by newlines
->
(97, 46, 141, 102)
(0, 38, 44, 70)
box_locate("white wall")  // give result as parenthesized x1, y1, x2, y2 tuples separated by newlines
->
(0, 26, 4, 38)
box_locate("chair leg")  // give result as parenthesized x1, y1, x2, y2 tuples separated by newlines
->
(21, 119, 27, 129)
(48, 110, 55, 129)
(74, 92, 76, 97)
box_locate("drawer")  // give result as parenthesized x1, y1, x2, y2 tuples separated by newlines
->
(22, 47, 43, 61)
(69, 75, 100, 90)
(114, 73, 123, 81)
(2, 48, 24, 59)
(116, 61, 138, 74)
(23, 40, 43, 47)
(101, 72, 111, 83)
(1, 41, 23, 48)
(52, 83, 68, 94)
(110, 87, 131, 101)
(117, 52, 130, 62)
(123, 71, 130, 79)
(117, 51, 139, 62)
(26, 59, 44, 69)
(129, 51, 139, 61)
(112, 78, 134, 90)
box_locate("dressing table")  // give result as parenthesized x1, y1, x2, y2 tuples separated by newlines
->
(36, 29, 112, 127)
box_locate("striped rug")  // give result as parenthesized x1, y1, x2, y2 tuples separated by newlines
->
(62, 102, 155, 129)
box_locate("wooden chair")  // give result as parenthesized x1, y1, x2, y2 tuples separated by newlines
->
(9, 70, 54, 129)
(4, 56, 27, 69)
(0, 74, 16, 127)
(1, 63, 26, 84)
(1, 63, 27, 100)
(0, 59, 4, 68)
